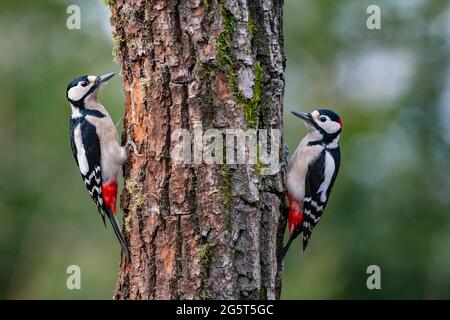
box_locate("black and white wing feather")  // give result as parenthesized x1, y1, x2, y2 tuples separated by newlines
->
(302, 147, 340, 250)
(70, 118, 106, 226)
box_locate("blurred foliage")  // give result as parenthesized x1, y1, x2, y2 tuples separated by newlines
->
(0, 0, 449, 299)
(0, 0, 123, 299)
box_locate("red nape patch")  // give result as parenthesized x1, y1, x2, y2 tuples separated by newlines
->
(288, 194, 304, 234)
(338, 118, 344, 127)
(102, 180, 118, 214)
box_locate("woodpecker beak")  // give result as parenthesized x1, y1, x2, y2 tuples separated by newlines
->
(96, 72, 115, 86)
(292, 111, 313, 124)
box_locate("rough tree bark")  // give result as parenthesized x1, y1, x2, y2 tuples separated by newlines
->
(108, 0, 286, 300)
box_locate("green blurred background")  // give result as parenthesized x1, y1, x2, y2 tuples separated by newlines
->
(0, 0, 449, 299)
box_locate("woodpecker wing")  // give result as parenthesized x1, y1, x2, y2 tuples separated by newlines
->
(302, 147, 340, 250)
(70, 118, 106, 226)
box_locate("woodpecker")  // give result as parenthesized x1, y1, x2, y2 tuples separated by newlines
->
(67, 73, 130, 257)
(283, 109, 342, 257)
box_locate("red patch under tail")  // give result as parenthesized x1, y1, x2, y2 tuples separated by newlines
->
(102, 180, 118, 215)
(288, 194, 304, 234)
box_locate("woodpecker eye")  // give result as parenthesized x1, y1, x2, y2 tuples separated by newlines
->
(319, 116, 327, 122)
(80, 81, 88, 87)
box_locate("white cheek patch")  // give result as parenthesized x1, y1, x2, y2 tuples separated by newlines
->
(68, 86, 84, 101)
(68, 82, 94, 101)
(321, 121, 341, 134)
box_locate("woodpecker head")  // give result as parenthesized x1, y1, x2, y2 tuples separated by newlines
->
(292, 109, 343, 142)
(66, 72, 114, 108)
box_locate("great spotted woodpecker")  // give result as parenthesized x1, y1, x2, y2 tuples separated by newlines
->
(67, 73, 130, 257)
(283, 109, 342, 257)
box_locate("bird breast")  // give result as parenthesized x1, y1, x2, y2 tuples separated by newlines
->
(287, 136, 323, 202)
(85, 111, 126, 182)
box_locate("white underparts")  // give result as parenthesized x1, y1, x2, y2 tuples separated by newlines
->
(286, 131, 323, 201)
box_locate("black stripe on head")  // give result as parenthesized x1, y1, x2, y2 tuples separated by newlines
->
(310, 109, 342, 144)
(66, 75, 98, 108)
(317, 109, 341, 122)
(66, 75, 88, 95)
(315, 126, 341, 144)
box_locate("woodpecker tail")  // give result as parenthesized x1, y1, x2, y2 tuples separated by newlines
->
(106, 210, 129, 258)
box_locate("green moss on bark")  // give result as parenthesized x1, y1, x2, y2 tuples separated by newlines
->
(198, 244, 213, 300)
(216, 8, 263, 128)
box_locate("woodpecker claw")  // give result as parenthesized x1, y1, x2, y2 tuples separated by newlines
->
(126, 123, 142, 157)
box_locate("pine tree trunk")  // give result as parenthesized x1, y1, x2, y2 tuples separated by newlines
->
(108, 0, 286, 300)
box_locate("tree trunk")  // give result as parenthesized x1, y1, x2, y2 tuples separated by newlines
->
(108, 0, 286, 300)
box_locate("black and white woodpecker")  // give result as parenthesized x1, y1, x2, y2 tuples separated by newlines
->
(66, 73, 136, 258)
(283, 109, 343, 257)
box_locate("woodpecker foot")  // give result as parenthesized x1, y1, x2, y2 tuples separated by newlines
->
(125, 124, 142, 157)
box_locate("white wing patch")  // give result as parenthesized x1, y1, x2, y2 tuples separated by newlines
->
(317, 151, 335, 203)
(74, 124, 89, 175)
